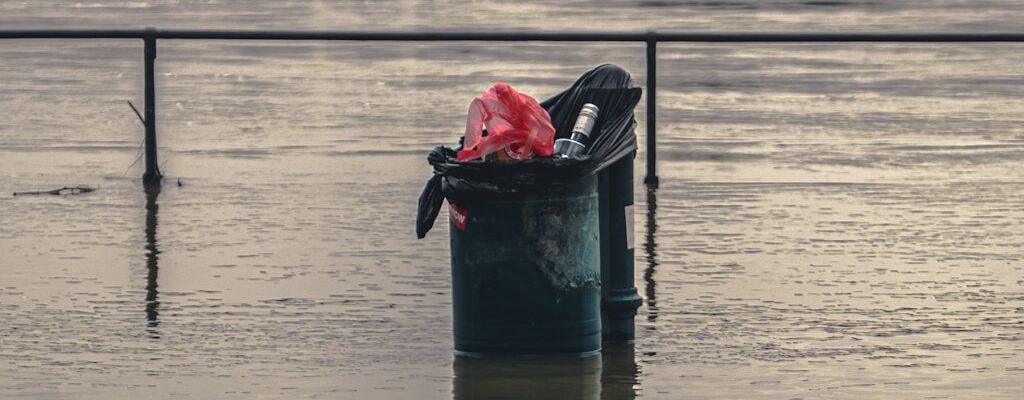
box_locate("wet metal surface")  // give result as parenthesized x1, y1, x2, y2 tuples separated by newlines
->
(1, 1, 1023, 399)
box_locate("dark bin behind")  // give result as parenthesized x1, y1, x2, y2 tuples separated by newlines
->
(417, 64, 644, 356)
(599, 155, 644, 342)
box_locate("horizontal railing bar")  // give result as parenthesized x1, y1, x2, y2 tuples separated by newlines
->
(657, 32, 1024, 42)
(2, 29, 1024, 42)
(159, 30, 644, 41)
(0, 29, 146, 39)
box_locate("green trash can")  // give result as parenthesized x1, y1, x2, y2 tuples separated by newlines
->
(449, 174, 602, 356)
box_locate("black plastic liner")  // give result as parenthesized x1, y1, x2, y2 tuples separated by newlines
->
(416, 64, 643, 238)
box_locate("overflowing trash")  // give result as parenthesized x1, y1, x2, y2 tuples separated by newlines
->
(416, 64, 643, 238)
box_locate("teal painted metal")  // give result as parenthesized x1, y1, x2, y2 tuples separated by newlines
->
(449, 175, 601, 356)
(598, 170, 613, 339)
(601, 156, 643, 341)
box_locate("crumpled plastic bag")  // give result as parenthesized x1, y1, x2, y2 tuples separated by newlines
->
(456, 83, 555, 161)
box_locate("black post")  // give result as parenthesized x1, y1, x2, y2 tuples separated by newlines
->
(142, 27, 161, 187)
(643, 33, 659, 188)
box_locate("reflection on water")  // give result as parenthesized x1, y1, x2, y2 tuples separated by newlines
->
(452, 344, 639, 400)
(453, 355, 601, 400)
(642, 188, 658, 322)
(601, 342, 640, 400)
(143, 187, 161, 338)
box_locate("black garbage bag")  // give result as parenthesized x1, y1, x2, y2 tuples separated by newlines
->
(416, 64, 643, 238)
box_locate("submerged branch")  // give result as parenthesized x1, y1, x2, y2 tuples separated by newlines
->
(13, 186, 95, 196)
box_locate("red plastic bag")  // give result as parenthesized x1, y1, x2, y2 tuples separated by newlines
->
(456, 83, 555, 162)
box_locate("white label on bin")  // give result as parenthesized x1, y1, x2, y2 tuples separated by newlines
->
(624, 204, 635, 249)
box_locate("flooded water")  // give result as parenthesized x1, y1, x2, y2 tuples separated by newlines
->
(1, 1, 1023, 399)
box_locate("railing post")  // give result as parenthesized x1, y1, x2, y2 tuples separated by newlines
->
(142, 27, 162, 188)
(644, 31, 659, 188)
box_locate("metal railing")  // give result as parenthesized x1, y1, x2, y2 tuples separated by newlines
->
(3, 28, 1024, 189)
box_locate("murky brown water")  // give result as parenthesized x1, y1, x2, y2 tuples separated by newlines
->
(1, 1, 1022, 399)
